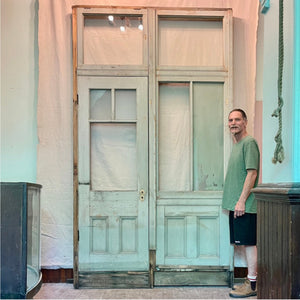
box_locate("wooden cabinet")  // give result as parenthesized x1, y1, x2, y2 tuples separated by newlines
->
(253, 183, 300, 299)
(0, 182, 42, 299)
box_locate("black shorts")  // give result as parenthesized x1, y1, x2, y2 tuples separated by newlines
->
(229, 211, 257, 246)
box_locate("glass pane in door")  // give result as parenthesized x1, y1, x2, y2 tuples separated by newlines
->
(115, 89, 136, 120)
(90, 124, 137, 191)
(159, 83, 190, 191)
(193, 82, 224, 191)
(90, 89, 111, 120)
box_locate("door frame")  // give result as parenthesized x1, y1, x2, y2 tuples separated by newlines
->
(72, 6, 233, 288)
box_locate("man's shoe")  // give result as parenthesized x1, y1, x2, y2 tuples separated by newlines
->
(232, 278, 247, 290)
(229, 279, 257, 298)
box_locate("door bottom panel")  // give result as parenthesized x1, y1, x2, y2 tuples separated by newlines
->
(78, 271, 150, 289)
(154, 266, 232, 287)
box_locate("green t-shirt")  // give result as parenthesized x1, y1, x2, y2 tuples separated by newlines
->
(222, 135, 260, 213)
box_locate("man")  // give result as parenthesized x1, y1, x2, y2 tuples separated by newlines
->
(222, 109, 260, 298)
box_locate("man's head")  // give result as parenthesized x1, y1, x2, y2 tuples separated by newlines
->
(228, 109, 248, 138)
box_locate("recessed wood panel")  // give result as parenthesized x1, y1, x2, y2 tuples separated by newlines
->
(90, 217, 108, 253)
(165, 217, 186, 257)
(120, 217, 138, 253)
(197, 217, 219, 257)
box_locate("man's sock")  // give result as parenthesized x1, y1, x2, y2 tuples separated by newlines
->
(247, 275, 257, 291)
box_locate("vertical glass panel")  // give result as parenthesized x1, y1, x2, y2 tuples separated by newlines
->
(27, 186, 40, 290)
(115, 89, 136, 120)
(91, 124, 137, 191)
(90, 89, 111, 120)
(158, 18, 223, 67)
(84, 15, 144, 65)
(159, 83, 190, 191)
(193, 82, 224, 191)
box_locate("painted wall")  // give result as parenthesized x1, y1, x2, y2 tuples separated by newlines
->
(1, 0, 38, 182)
(259, 0, 295, 183)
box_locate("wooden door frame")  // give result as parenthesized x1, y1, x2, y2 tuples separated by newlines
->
(72, 6, 233, 289)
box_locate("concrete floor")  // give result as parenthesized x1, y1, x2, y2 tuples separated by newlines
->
(33, 283, 257, 299)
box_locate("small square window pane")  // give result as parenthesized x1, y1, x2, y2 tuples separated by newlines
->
(115, 90, 136, 120)
(90, 89, 111, 120)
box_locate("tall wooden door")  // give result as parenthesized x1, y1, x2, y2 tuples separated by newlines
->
(77, 76, 149, 287)
(154, 81, 232, 286)
(151, 8, 233, 286)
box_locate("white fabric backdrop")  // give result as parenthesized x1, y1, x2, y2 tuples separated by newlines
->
(38, 0, 259, 268)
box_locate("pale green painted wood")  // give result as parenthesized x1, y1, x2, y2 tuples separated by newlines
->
(156, 204, 222, 266)
(74, 8, 234, 283)
(155, 9, 233, 272)
(78, 77, 149, 272)
(156, 81, 231, 268)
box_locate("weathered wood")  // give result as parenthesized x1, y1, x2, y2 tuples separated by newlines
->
(154, 268, 231, 286)
(253, 183, 300, 299)
(72, 6, 79, 289)
(149, 250, 156, 288)
(79, 272, 150, 289)
(72, 6, 234, 289)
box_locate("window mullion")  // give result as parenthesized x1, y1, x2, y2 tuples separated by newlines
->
(190, 81, 194, 192)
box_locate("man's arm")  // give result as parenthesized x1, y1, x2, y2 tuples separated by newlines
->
(234, 169, 257, 218)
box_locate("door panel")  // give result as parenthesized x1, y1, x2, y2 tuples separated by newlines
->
(78, 77, 148, 272)
(156, 82, 230, 271)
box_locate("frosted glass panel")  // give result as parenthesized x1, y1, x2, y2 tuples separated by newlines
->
(84, 15, 144, 65)
(90, 89, 111, 120)
(193, 82, 224, 191)
(115, 90, 136, 120)
(158, 19, 223, 67)
(91, 124, 137, 191)
(159, 84, 190, 191)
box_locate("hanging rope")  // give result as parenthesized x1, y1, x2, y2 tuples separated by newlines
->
(272, 0, 285, 164)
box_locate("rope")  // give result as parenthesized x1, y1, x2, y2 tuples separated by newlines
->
(272, 0, 285, 164)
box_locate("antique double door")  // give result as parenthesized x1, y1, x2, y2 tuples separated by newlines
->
(73, 6, 233, 288)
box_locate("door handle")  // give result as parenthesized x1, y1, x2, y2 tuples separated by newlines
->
(139, 189, 145, 201)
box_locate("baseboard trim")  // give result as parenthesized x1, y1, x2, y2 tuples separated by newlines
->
(41, 267, 247, 284)
(41, 268, 73, 283)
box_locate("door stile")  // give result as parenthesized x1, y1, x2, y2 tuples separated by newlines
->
(72, 6, 79, 289)
(148, 8, 157, 252)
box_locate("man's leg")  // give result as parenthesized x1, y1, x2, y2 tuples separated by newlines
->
(245, 245, 257, 290)
(245, 245, 257, 277)
(230, 246, 257, 298)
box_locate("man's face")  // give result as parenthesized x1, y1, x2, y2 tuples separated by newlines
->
(228, 111, 247, 136)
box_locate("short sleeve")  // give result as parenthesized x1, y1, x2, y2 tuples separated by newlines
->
(244, 139, 260, 170)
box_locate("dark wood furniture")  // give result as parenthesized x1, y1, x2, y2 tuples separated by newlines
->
(253, 183, 300, 299)
(1, 182, 42, 299)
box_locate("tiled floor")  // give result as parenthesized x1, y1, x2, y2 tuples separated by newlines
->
(33, 283, 257, 299)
